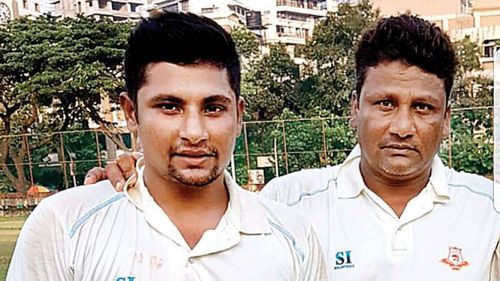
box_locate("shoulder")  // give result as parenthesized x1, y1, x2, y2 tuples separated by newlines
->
(32, 181, 125, 235)
(445, 168, 494, 202)
(261, 165, 339, 206)
(444, 168, 498, 215)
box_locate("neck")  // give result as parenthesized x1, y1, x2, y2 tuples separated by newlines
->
(143, 167, 229, 213)
(359, 159, 431, 218)
(142, 166, 229, 249)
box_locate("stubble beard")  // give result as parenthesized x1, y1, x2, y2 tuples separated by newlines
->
(167, 164, 223, 188)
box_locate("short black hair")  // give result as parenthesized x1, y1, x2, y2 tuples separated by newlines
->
(124, 11, 241, 106)
(355, 15, 458, 101)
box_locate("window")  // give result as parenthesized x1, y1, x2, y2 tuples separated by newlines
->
(483, 40, 500, 58)
(88, 0, 93, 7)
(98, 0, 107, 9)
(201, 7, 215, 14)
(34, 2, 39, 11)
(130, 3, 140, 12)
(111, 1, 125, 11)
(163, 3, 178, 12)
(180, 0, 189, 11)
(23, 0, 28, 9)
(276, 25, 284, 35)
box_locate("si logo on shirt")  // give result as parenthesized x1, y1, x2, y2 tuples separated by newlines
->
(116, 277, 136, 281)
(334, 250, 355, 270)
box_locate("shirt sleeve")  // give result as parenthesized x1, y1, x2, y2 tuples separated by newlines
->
(300, 225, 328, 281)
(260, 178, 281, 202)
(491, 240, 499, 281)
(6, 199, 72, 280)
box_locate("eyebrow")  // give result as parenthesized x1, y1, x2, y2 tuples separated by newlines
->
(367, 91, 442, 104)
(150, 94, 184, 105)
(149, 94, 233, 105)
(203, 95, 232, 104)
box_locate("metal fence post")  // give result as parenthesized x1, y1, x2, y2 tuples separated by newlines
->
(282, 121, 289, 174)
(95, 130, 102, 167)
(24, 135, 34, 186)
(59, 133, 68, 189)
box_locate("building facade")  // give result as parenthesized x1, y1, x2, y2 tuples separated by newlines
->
(371, 0, 500, 74)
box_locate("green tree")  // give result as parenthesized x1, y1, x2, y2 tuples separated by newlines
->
(243, 43, 299, 120)
(454, 35, 482, 76)
(297, 0, 378, 116)
(230, 27, 260, 61)
(0, 16, 130, 192)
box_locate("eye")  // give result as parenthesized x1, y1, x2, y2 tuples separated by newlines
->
(204, 104, 226, 114)
(375, 100, 396, 110)
(413, 102, 434, 112)
(158, 103, 181, 113)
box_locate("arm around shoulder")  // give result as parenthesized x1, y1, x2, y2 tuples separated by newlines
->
(7, 198, 72, 280)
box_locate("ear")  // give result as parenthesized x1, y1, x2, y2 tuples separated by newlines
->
(120, 92, 138, 134)
(349, 92, 360, 129)
(442, 105, 451, 138)
(236, 96, 245, 137)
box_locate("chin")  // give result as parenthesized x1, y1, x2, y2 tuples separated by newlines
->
(380, 163, 418, 178)
(170, 167, 222, 187)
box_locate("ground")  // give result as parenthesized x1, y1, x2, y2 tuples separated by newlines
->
(0, 216, 25, 281)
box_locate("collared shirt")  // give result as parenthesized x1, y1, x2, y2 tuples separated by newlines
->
(8, 163, 327, 281)
(262, 145, 500, 281)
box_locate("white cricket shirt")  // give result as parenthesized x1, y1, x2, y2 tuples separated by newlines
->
(8, 165, 327, 281)
(262, 145, 499, 281)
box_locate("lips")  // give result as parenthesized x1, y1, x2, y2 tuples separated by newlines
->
(172, 148, 217, 158)
(381, 143, 418, 152)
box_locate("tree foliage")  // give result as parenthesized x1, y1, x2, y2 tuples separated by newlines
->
(296, 0, 378, 116)
(243, 43, 300, 120)
(0, 16, 130, 192)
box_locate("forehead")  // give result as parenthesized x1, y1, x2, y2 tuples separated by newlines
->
(139, 62, 234, 102)
(362, 60, 445, 100)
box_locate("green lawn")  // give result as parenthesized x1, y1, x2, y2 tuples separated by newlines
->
(0, 216, 26, 281)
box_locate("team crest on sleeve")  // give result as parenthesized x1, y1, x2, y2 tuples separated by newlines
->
(440, 246, 469, 271)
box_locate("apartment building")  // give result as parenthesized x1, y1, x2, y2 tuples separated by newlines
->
(371, 0, 500, 73)
(245, 0, 327, 48)
(148, 0, 250, 29)
(0, 0, 144, 21)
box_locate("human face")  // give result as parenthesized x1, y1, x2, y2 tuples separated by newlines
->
(350, 60, 450, 182)
(121, 62, 244, 188)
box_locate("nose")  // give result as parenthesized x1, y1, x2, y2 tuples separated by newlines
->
(179, 111, 208, 144)
(388, 107, 415, 139)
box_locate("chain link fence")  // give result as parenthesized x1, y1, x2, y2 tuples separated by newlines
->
(0, 107, 493, 193)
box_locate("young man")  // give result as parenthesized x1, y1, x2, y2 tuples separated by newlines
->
(7, 12, 326, 281)
(88, 15, 500, 280)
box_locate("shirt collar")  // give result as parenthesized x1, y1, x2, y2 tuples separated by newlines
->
(123, 158, 271, 235)
(336, 144, 450, 202)
(224, 170, 272, 235)
(336, 144, 365, 198)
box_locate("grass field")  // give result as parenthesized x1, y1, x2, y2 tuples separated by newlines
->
(0, 216, 26, 281)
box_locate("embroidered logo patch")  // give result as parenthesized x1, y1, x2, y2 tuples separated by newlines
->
(440, 246, 469, 271)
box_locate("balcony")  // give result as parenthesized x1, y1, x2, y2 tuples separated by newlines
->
(276, 0, 326, 17)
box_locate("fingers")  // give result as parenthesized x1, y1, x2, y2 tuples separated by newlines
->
(105, 161, 127, 192)
(84, 167, 106, 185)
(116, 152, 138, 180)
(106, 152, 141, 192)
(132, 151, 143, 160)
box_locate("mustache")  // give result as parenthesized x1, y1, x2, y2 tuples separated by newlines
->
(380, 142, 418, 151)
(170, 146, 218, 157)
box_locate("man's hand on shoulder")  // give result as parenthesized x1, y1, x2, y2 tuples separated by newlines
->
(84, 151, 142, 191)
